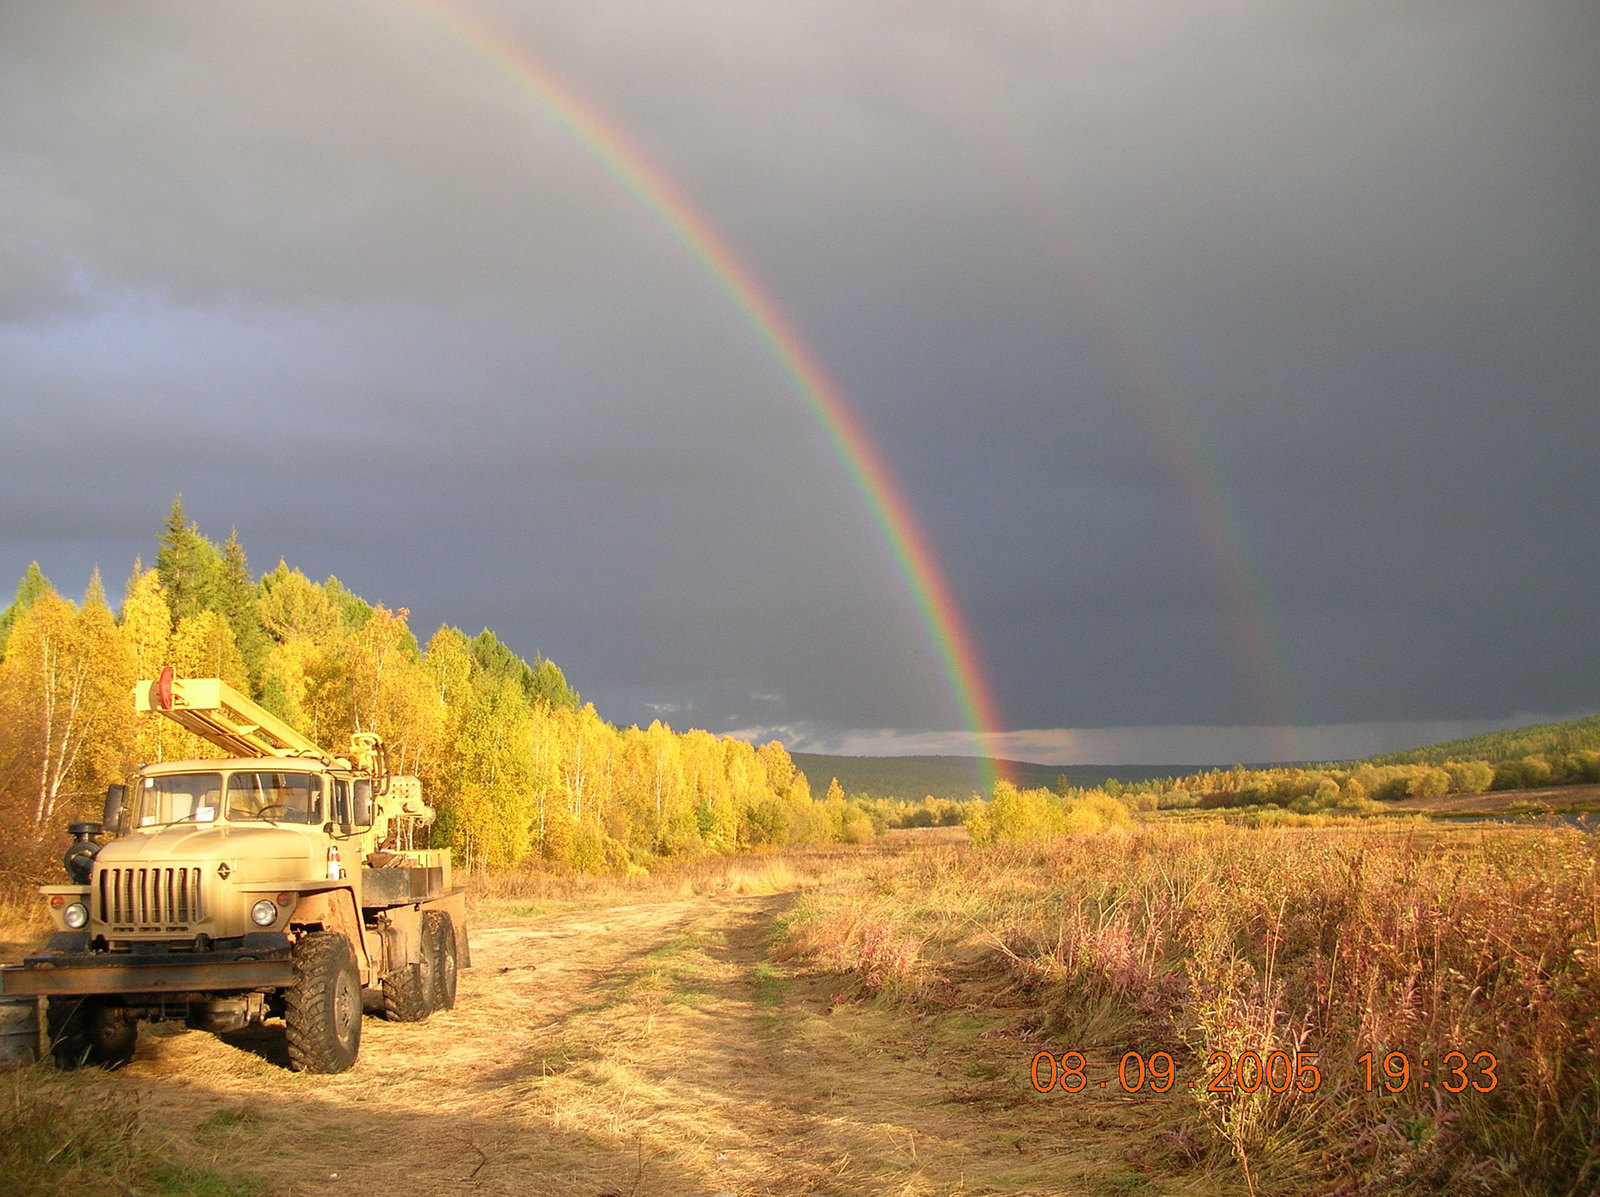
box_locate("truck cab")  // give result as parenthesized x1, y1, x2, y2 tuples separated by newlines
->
(75, 759, 367, 944)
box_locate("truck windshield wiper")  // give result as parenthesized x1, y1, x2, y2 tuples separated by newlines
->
(138, 813, 215, 832)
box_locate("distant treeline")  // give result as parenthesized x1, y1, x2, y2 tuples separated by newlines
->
(1138, 716, 1600, 814)
(930, 751, 1600, 846)
(804, 714, 1600, 816)
(1367, 714, 1600, 768)
(787, 753, 1190, 802)
(6, 499, 1593, 882)
(0, 500, 874, 891)
(850, 730, 1600, 843)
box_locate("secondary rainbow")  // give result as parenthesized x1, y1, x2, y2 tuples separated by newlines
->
(1017, 206, 1297, 746)
(410, 0, 1009, 787)
(968, 88, 1299, 753)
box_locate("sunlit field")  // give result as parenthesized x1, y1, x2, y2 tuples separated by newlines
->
(5, 820, 1597, 1196)
(782, 821, 1600, 1196)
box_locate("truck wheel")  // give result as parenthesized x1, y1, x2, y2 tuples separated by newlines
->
(382, 949, 433, 1023)
(425, 910, 457, 1011)
(285, 932, 362, 1074)
(47, 997, 137, 1069)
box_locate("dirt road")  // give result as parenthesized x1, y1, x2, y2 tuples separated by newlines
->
(79, 887, 1192, 1196)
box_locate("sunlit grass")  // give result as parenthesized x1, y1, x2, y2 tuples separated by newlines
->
(463, 843, 843, 919)
(1, 1059, 265, 1197)
(776, 821, 1600, 1196)
(11, 825, 1584, 1194)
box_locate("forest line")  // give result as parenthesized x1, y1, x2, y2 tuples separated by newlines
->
(0, 500, 869, 892)
(4, 499, 1593, 886)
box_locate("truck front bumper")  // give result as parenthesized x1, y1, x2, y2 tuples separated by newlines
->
(0, 937, 294, 997)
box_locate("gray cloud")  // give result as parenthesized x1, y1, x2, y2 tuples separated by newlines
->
(2, 1, 1595, 761)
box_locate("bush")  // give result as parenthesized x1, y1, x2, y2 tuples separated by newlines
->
(1551, 750, 1600, 785)
(1445, 759, 1494, 794)
(741, 795, 792, 847)
(1492, 755, 1554, 790)
(962, 800, 993, 846)
(786, 800, 833, 846)
(655, 807, 705, 856)
(988, 782, 1066, 841)
(966, 782, 1128, 843)
(1073, 789, 1131, 828)
(838, 807, 875, 844)
(1406, 767, 1450, 800)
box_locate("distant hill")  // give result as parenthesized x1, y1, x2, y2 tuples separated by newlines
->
(790, 713, 1600, 801)
(1368, 714, 1600, 767)
(789, 753, 1194, 801)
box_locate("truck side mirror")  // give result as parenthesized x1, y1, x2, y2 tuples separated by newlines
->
(104, 784, 127, 835)
(352, 780, 374, 831)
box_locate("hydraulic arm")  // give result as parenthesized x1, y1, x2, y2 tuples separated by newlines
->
(135, 669, 325, 760)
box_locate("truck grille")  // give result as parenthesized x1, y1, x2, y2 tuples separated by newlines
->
(97, 866, 204, 928)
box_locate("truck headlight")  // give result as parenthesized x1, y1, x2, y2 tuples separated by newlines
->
(63, 902, 88, 929)
(250, 899, 278, 927)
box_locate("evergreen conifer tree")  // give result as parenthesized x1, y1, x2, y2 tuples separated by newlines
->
(218, 529, 270, 695)
(83, 566, 108, 611)
(156, 495, 223, 623)
(0, 562, 51, 659)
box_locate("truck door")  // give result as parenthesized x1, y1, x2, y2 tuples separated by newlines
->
(328, 779, 365, 877)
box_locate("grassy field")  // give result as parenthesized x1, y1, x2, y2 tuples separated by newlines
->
(781, 822, 1600, 1195)
(3, 821, 1596, 1196)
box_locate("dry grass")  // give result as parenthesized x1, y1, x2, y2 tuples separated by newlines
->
(2, 1061, 142, 1196)
(1, 833, 1215, 1196)
(0, 898, 48, 963)
(1, 1058, 265, 1196)
(785, 904, 926, 992)
(460, 840, 892, 921)
(10, 823, 1589, 1195)
(4, 870, 1201, 1196)
(777, 821, 1600, 1196)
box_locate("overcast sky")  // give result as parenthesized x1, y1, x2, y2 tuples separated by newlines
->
(2, 1, 1596, 765)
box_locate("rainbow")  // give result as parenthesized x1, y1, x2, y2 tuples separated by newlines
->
(997, 145, 1299, 754)
(409, 0, 1010, 788)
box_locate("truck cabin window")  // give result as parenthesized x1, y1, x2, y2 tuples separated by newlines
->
(330, 778, 351, 829)
(225, 771, 324, 824)
(136, 773, 223, 826)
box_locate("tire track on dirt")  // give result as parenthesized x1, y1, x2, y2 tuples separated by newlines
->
(29, 890, 1192, 1196)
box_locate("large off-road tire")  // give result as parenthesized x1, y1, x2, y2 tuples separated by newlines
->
(46, 997, 137, 1069)
(285, 932, 362, 1074)
(424, 910, 458, 1012)
(382, 943, 433, 1023)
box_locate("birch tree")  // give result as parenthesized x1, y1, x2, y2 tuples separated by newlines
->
(0, 587, 130, 842)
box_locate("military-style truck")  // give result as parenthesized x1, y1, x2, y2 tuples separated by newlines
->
(0, 668, 469, 1074)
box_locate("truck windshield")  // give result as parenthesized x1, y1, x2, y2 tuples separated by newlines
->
(134, 773, 223, 827)
(226, 771, 324, 824)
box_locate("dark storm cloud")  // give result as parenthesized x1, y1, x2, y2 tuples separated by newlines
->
(0, 4, 639, 314)
(1, 1, 1595, 763)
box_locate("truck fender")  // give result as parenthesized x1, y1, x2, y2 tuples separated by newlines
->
(288, 888, 372, 981)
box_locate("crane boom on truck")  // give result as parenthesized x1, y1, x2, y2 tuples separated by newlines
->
(136, 672, 325, 758)
(0, 667, 469, 1074)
